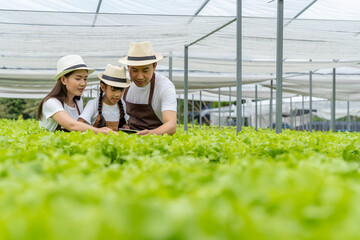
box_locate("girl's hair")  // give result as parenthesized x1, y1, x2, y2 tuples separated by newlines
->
(94, 81, 126, 128)
(37, 71, 80, 120)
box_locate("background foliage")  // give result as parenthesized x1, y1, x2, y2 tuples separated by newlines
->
(0, 98, 40, 119)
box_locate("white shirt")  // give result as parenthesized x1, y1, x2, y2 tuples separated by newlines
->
(39, 98, 83, 132)
(122, 72, 177, 122)
(79, 97, 122, 125)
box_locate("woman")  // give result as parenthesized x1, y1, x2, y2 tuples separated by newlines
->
(37, 54, 113, 134)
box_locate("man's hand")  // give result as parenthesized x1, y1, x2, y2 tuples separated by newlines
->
(136, 129, 154, 136)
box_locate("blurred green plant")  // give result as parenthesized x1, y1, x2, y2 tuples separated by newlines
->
(0, 119, 360, 240)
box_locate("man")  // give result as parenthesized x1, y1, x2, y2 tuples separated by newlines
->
(119, 41, 177, 135)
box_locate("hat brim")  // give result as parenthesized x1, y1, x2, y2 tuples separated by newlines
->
(98, 73, 131, 88)
(54, 67, 95, 81)
(118, 54, 163, 66)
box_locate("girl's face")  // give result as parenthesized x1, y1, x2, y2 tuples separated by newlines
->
(101, 83, 124, 105)
(61, 69, 88, 97)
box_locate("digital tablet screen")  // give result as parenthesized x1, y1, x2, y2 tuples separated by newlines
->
(118, 128, 138, 134)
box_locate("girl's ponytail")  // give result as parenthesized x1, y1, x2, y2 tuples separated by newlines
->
(118, 99, 126, 128)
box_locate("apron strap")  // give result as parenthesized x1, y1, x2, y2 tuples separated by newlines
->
(123, 73, 155, 105)
(123, 84, 130, 102)
(74, 100, 81, 115)
(148, 73, 156, 105)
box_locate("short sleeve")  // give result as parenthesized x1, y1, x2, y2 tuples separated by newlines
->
(79, 98, 97, 125)
(121, 98, 129, 121)
(160, 82, 177, 112)
(42, 98, 65, 119)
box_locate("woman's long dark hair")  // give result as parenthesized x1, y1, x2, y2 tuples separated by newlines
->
(37, 71, 80, 120)
(94, 81, 126, 128)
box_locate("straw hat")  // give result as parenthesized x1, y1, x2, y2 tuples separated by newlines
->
(98, 64, 131, 88)
(119, 41, 163, 66)
(54, 54, 95, 80)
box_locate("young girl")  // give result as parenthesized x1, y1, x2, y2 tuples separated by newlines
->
(37, 54, 113, 134)
(78, 64, 131, 131)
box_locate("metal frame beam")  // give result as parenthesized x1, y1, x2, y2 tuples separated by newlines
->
(285, 0, 318, 27)
(188, 0, 211, 24)
(92, 0, 103, 27)
(183, 15, 238, 132)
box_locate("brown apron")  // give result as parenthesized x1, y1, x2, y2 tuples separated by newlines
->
(93, 99, 120, 131)
(123, 73, 163, 130)
(55, 101, 81, 132)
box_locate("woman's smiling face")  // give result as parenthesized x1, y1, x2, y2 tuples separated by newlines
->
(61, 69, 88, 97)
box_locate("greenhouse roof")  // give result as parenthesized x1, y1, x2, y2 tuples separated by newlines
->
(0, 0, 359, 99)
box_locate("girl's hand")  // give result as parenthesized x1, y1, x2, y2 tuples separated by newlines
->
(122, 124, 130, 129)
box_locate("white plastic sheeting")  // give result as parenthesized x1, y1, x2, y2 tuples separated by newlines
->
(250, 97, 360, 128)
(0, 0, 360, 99)
(177, 85, 297, 100)
(262, 67, 360, 101)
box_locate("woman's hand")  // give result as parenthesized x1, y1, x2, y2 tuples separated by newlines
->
(122, 124, 130, 129)
(98, 127, 118, 135)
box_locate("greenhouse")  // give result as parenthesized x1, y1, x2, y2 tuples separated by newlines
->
(1, 0, 360, 239)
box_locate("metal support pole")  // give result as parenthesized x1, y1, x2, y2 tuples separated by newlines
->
(260, 100, 262, 128)
(200, 90, 202, 128)
(331, 68, 336, 131)
(309, 69, 313, 132)
(184, 45, 189, 131)
(242, 100, 245, 127)
(347, 101, 350, 131)
(290, 97, 293, 129)
(229, 87, 232, 128)
(178, 94, 181, 126)
(218, 88, 221, 128)
(302, 95, 305, 130)
(275, 0, 284, 134)
(192, 94, 194, 128)
(255, 85, 258, 131)
(270, 80, 273, 130)
(236, 0, 242, 134)
(169, 51, 173, 82)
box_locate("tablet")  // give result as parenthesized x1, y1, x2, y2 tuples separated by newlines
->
(118, 128, 138, 134)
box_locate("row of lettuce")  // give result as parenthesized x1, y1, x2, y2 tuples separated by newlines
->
(0, 119, 360, 239)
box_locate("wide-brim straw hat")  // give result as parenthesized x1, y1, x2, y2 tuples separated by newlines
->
(54, 54, 95, 80)
(98, 64, 131, 88)
(119, 41, 163, 66)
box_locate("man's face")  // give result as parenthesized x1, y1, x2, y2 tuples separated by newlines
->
(128, 63, 157, 87)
